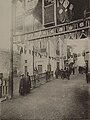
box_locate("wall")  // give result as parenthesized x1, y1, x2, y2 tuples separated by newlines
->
(20, 35, 64, 75)
(85, 37, 90, 71)
(0, 49, 21, 78)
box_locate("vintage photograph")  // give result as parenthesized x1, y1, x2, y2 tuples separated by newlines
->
(0, 0, 90, 120)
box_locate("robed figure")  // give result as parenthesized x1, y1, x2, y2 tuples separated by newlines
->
(19, 74, 26, 96)
(25, 72, 31, 94)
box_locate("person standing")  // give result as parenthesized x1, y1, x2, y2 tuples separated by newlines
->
(0, 73, 3, 98)
(72, 67, 75, 75)
(66, 68, 71, 80)
(19, 74, 26, 96)
(25, 72, 31, 94)
(55, 68, 58, 79)
(60, 69, 64, 79)
(33, 67, 38, 88)
(45, 70, 48, 82)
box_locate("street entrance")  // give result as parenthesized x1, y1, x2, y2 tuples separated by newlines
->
(1, 73, 90, 120)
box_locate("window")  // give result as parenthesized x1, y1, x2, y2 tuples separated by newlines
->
(38, 65, 42, 73)
(25, 60, 27, 63)
(29, 49, 31, 54)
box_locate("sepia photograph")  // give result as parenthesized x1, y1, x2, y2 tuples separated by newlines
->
(0, 0, 90, 120)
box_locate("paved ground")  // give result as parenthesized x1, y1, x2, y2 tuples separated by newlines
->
(1, 73, 90, 120)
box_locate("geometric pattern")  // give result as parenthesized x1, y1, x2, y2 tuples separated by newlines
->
(57, 0, 74, 24)
(63, 0, 69, 9)
(59, 0, 64, 4)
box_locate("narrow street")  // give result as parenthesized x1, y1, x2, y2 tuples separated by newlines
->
(1, 73, 90, 120)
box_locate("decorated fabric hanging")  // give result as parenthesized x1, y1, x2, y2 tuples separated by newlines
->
(68, 4, 74, 21)
(64, 34, 68, 40)
(73, 32, 77, 39)
(60, 35, 64, 41)
(32, 51, 34, 56)
(50, 36, 55, 45)
(57, 0, 70, 24)
(35, 52, 37, 56)
(20, 46, 23, 54)
(57, 3, 66, 23)
(34, 40, 38, 50)
(24, 48, 27, 54)
(17, 43, 24, 54)
(76, 31, 81, 39)
(17, 45, 20, 53)
(68, 33, 74, 39)
(41, 38, 47, 49)
(80, 31, 87, 39)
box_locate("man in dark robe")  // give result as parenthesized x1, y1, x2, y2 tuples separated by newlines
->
(66, 68, 71, 80)
(55, 68, 58, 79)
(25, 72, 31, 94)
(19, 74, 26, 96)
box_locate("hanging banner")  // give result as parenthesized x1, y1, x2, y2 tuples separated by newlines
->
(34, 40, 40, 51)
(57, 0, 70, 24)
(44, 3, 54, 25)
(40, 38, 47, 53)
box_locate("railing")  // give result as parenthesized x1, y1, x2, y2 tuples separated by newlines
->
(0, 78, 9, 101)
(30, 71, 53, 88)
(0, 71, 53, 101)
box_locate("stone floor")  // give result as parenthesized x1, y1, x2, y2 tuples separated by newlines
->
(1, 73, 90, 120)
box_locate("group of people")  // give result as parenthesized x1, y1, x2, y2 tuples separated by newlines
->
(55, 66, 75, 80)
(78, 66, 86, 74)
(19, 65, 77, 95)
(19, 69, 52, 96)
(60, 67, 72, 80)
(19, 72, 31, 96)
